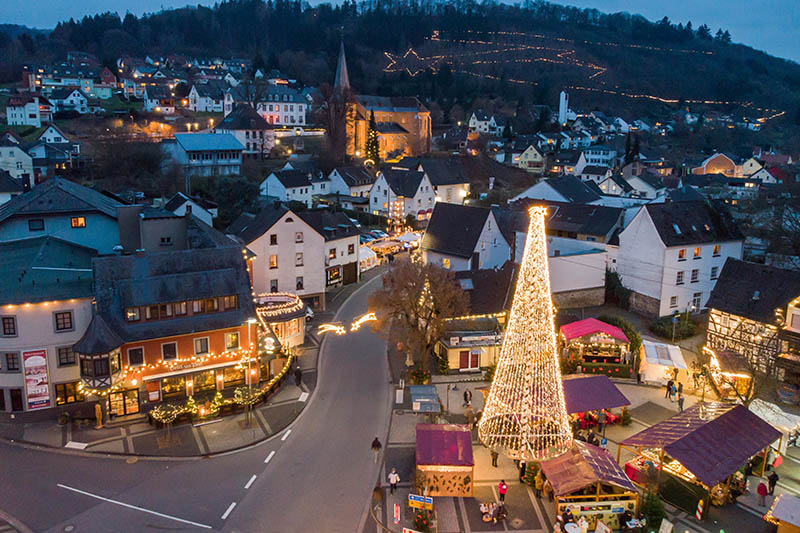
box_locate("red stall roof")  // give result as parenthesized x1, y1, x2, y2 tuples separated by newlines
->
(540, 441, 637, 496)
(560, 318, 629, 343)
(620, 402, 780, 487)
(562, 374, 630, 414)
(416, 424, 474, 467)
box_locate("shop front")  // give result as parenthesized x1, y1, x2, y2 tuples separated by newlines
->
(560, 318, 631, 369)
(254, 292, 306, 350)
(436, 317, 503, 372)
(706, 347, 753, 400)
(141, 360, 260, 404)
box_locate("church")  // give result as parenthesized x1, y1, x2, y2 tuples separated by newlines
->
(335, 43, 431, 161)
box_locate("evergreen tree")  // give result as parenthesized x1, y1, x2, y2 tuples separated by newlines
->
(365, 109, 380, 163)
(502, 120, 512, 139)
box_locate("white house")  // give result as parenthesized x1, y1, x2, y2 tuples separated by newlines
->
(749, 167, 779, 185)
(162, 192, 218, 226)
(547, 237, 608, 308)
(617, 201, 744, 317)
(369, 169, 436, 220)
(421, 203, 510, 271)
(143, 85, 175, 114)
(49, 88, 89, 114)
(582, 145, 618, 167)
(6, 95, 53, 127)
(510, 175, 601, 205)
(161, 133, 244, 178)
(468, 110, 494, 134)
(626, 173, 666, 199)
(187, 81, 227, 113)
(225, 85, 307, 126)
(0, 140, 34, 186)
(579, 165, 612, 184)
(401, 158, 471, 205)
(328, 166, 375, 197)
(597, 174, 634, 197)
(517, 143, 546, 175)
(38, 124, 72, 146)
(213, 103, 275, 159)
(259, 169, 314, 206)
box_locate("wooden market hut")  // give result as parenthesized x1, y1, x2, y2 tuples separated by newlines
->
(540, 441, 638, 531)
(765, 494, 800, 533)
(416, 424, 474, 497)
(560, 318, 631, 365)
(708, 348, 753, 400)
(618, 402, 780, 518)
(562, 374, 630, 429)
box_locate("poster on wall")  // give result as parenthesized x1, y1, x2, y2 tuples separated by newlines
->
(23, 349, 50, 410)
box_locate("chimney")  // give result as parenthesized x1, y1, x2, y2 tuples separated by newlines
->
(185, 203, 192, 215)
(117, 205, 144, 253)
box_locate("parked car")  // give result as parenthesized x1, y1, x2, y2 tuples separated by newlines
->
(360, 234, 375, 244)
(370, 229, 388, 239)
(305, 306, 314, 322)
(348, 217, 362, 228)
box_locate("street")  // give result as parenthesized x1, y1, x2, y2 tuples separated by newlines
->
(0, 274, 391, 532)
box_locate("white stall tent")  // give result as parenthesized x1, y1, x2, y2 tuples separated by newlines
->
(639, 340, 687, 385)
(749, 398, 800, 454)
(359, 245, 379, 272)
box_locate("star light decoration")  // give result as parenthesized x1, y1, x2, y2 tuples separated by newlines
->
(383, 48, 444, 76)
(478, 205, 573, 462)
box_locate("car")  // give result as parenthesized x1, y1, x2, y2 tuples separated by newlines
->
(360, 234, 375, 244)
(305, 306, 314, 322)
(348, 217, 362, 228)
(370, 229, 388, 239)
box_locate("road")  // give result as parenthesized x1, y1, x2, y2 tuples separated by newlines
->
(0, 275, 390, 532)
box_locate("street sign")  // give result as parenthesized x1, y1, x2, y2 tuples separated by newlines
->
(394, 503, 401, 524)
(408, 493, 434, 510)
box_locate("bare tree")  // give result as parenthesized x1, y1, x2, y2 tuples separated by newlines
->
(316, 82, 354, 171)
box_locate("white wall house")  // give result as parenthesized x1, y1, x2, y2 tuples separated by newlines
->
(259, 170, 314, 206)
(617, 202, 744, 317)
(0, 143, 34, 186)
(162, 133, 244, 178)
(188, 82, 226, 113)
(369, 169, 436, 220)
(518, 144, 546, 175)
(328, 167, 375, 198)
(49, 88, 89, 114)
(6, 95, 53, 128)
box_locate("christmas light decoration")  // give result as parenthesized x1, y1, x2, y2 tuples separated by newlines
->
(350, 312, 377, 331)
(365, 109, 380, 165)
(317, 323, 346, 336)
(478, 205, 572, 462)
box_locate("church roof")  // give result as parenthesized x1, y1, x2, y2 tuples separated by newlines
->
(334, 40, 350, 90)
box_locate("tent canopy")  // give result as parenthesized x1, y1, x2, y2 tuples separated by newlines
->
(620, 402, 780, 487)
(749, 398, 800, 434)
(560, 318, 629, 344)
(562, 374, 630, 414)
(641, 340, 687, 370)
(416, 424, 474, 466)
(767, 494, 800, 527)
(540, 441, 637, 496)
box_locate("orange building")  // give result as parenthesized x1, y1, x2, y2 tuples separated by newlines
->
(692, 153, 741, 177)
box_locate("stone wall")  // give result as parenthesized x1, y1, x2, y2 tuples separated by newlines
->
(629, 290, 661, 318)
(552, 287, 605, 309)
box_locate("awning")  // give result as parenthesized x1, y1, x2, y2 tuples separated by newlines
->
(560, 318, 629, 343)
(620, 402, 780, 487)
(562, 374, 630, 414)
(540, 441, 636, 496)
(766, 494, 800, 527)
(416, 423, 474, 467)
(749, 398, 800, 435)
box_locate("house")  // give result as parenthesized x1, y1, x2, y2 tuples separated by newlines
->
(436, 317, 504, 372)
(0, 139, 34, 186)
(24, 125, 82, 181)
(161, 133, 244, 179)
(749, 167, 779, 185)
(705, 259, 800, 380)
(617, 201, 744, 317)
(143, 85, 175, 114)
(49, 88, 89, 114)
(421, 203, 510, 271)
(328, 166, 376, 198)
(510, 175, 602, 205)
(626, 172, 666, 199)
(548, 236, 608, 308)
(187, 81, 227, 112)
(227, 205, 359, 309)
(259, 169, 314, 206)
(6, 95, 53, 127)
(516, 142, 546, 175)
(0, 237, 96, 414)
(545, 203, 623, 243)
(467, 110, 509, 137)
(692, 153, 740, 177)
(394, 158, 471, 205)
(0, 171, 24, 205)
(163, 192, 219, 226)
(549, 150, 587, 175)
(213, 103, 275, 159)
(224, 85, 308, 127)
(597, 174, 634, 197)
(369, 168, 436, 220)
(740, 157, 764, 177)
(0, 177, 124, 254)
(582, 145, 617, 167)
(72, 246, 257, 412)
(579, 165, 612, 184)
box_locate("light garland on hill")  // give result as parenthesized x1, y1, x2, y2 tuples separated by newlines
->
(478, 205, 573, 462)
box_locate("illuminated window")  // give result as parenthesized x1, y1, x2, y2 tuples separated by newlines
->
(443, 258, 451, 269)
(713, 244, 720, 257)
(225, 332, 240, 350)
(269, 255, 278, 269)
(125, 308, 140, 322)
(329, 248, 336, 260)
(71, 217, 86, 228)
(693, 247, 701, 259)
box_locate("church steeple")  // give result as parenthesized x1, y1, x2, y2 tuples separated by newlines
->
(334, 39, 350, 91)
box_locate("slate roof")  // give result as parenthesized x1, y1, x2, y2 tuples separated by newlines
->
(192, 80, 227, 98)
(375, 122, 408, 134)
(226, 204, 289, 244)
(381, 169, 425, 197)
(706, 258, 800, 324)
(49, 87, 87, 100)
(421, 203, 492, 259)
(270, 169, 312, 189)
(73, 314, 124, 355)
(547, 203, 622, 237)
(546, 175, 602, 204)
(296, 210, 360, 241)
(551, 150, 582, 166)
(216, 103, 271, 131)
(643, 200, 743, 247)
(0, 171, 23, 193)
(454, 261, 517, 315)
(633, 172, 665, 190)
(0, 177, 122, 224)
(163, 192, 218, 213)
(417, 158, 470, 186)
(332, 166, 375, 188)
(605, 174, 634, 194)
(0, 236, 96, 305)
(357, 95, 427, 113)
(174, 133, 244, 152)
(145, 84, 172, 99)
(90, 246, 255, 344)
(666, 186, 705, 203)
(581, 165, 609, 176)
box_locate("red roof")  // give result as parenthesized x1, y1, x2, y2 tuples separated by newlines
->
(416, 424, 474, 467)
(559, 318, 629, 343)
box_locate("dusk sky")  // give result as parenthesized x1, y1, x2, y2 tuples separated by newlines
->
(1, 0, 798, 62)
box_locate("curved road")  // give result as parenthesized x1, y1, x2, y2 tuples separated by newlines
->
(0, 275, 390, 532)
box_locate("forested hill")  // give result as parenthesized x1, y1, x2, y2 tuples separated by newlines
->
(3, 0, 800, 122)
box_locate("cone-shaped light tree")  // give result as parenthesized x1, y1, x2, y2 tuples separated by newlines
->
(478, 205, 573, 461)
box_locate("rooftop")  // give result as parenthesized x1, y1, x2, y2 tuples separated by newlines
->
(421, 203, 493, 259)
(642, 200, 743, 247)
(0, 177, 123, 224)
(173, 132, 244, 152)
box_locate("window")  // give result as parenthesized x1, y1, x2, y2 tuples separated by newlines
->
(4, 353, 20, 372)
(295, 252, 304, 266)
(223, 295, 238, 310)
(270, 234, 278, 245)
(128, 347, 145, 366)
(670, 296, 678, 308)
(175, 302, 187, 316)
(678, 249, 686, 261)
(54, 311, 73, 332)
(270, 279, 278, 292)
(160, 303, 173, 318)
(205, 298, 218, 312)
(28, 218, 44, 231)
(1, 317, 16, 336)
(71, 217, 86, 228)
(295, 232, 303, 243)
(57, 346, 76, 366)
(711, 266, 719, 280)
(676, 271, 684, 285)
(713, 244, 720, 257)
(693, 247, 701, 259)
(692, 292, 702, 310)
(162, 343, 177, 361)
(792, 314, 800, 331)
(160, 236, 172, 246)
(225, 332, 240, 350)
(691, 269, 699, 283)
(194, 338, 209, 355)
(296, 276, 304, 290)
(348, 244, 355, 255)
(329, 248, 336, 260)
(269, 255, 278, 269)
(126, 307, 140, 322)
(56, 382, 84, 405)
(192, 300, 206, 314)
(146, 305, 159, 320)
(442, 258, 451, 269)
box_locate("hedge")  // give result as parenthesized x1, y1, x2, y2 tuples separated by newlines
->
(581, 361, 633, 378)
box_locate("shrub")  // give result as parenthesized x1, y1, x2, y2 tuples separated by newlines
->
(648, 312, 697, 340)
(560, 351, 582, 374)
(641, 490, 666, 530)
(409, 366, 431, 384)
(620, 406, 632, 426)
(413, 510, 432, 532)
(605, 270, 631, 308)
(437, 354, 450, 375)
(597, 314, 642, 355)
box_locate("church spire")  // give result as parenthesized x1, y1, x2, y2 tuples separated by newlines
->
(334, 38, 350, 91)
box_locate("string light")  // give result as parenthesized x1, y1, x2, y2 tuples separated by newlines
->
(350, 312, 377, 332)
(478, 206, 573, 462)
(317, 323, 346, 336)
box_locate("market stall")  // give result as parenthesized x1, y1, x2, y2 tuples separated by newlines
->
(540, 441, 638, 531)
(639, 340, 687, 385)
(409, 385, 441, 414)
(618, 402, 780, 517)
(562, 374, 630, 430)
(359, 245, 378, 273)
(765, 494, 800, 533)
(560, 318, 631, 365)
(398, 231, 423, 249)
(749, 398, 800, 454)
(368, 239, 403, 257)
(706, 348, 753, 400)
(416, 424, 474, 497)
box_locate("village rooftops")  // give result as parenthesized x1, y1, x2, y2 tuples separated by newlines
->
(380, 169, 426, 197)
(333, 166, 375, 187)
(173, 132, 244, 152)
(643, 200, 743, 247)
(296, 210, 360, 241)
(546, 203, 622, 238)
(0, 171, 24, 194)
(270, 169, 313, 188)
(546, 175, 602, 204)
(216, 103, 272, 130)
(421, 202, 493, 259)
(227, 204, 289, 244)
(0, 177, 123, 224)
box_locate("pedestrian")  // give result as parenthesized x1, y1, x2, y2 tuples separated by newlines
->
(597, 410, 607, 435)
(371, 437, 382, 464)
(562, 508, 575, 523)
(498, 480, 508, 502)
(294, 366, 302, 387)
(491, 449, 499, 467)
(534, 471, 544, 498)
(463, 388, 473, 407)
(543, 478, 554, 501)
(766, 448, 776, 472)
(519, 461, 526, 482)
(666, 379, 674, 399)
(577, 515, 589, 533)
(677, 393, 685, 412)
(757, 479, 768, 506)
(768, 470, 779, 495)
(388, 468, 400, 495)
(465, 404, 476, 428)
(677, 381, 683, 395)
(744, 460, 754, 481)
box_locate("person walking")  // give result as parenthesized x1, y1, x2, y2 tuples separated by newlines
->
(666, 379, 674, 399)
(543, 478, 554, 501)
(534, 471, 544, 498)
(491, 449, 499, 467)
(757, 479, 768, 506)
(597, 410, 607, 435)
(677, 393, 685, 412)
(371, 437, 382, 464)
(677, 381, 684, 396)
(388, 468, 400, 495)
(465, 404, 476, 429)
(768, 470, 780, 495)
(519, 461, 526, 482)
(498, 480, 508, 502)
(294, 366, 302, 387)
(463, 388, 473, 407)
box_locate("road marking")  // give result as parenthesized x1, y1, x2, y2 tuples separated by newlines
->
(281, 429, 292, 441)
(244, 475, 257, 489)
(221, 502, 237, 520)
(264, 450, 276, 464)
(299, 392, 309, 402)
(57, 483, 212, 529)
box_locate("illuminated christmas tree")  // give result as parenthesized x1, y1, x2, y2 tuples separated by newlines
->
(478, 205, 573, 461)
(365, 109, 380, 164)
